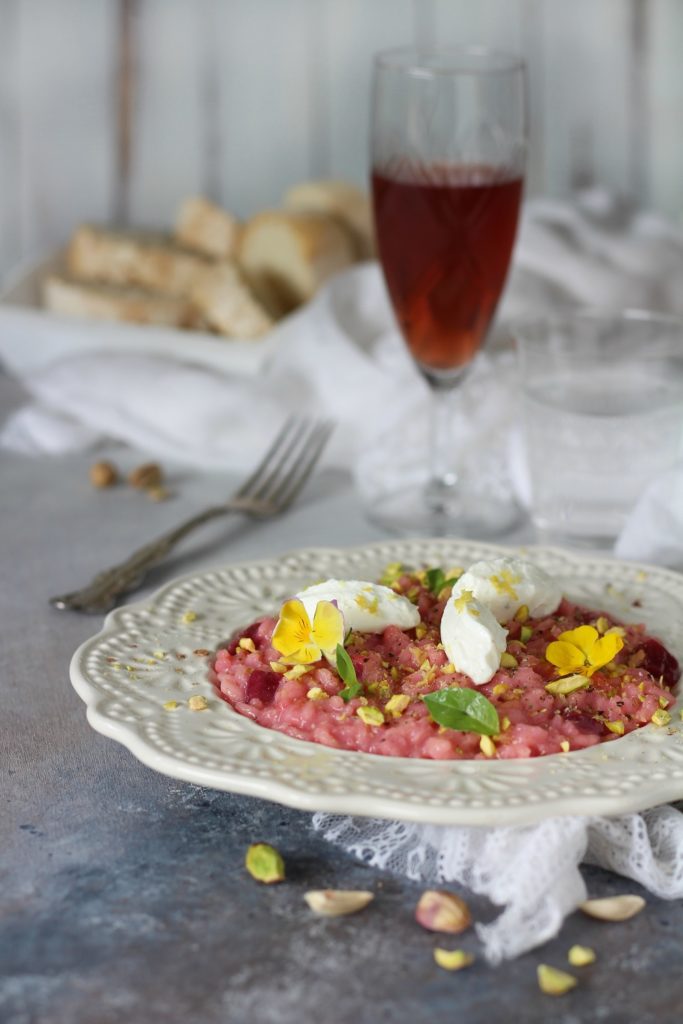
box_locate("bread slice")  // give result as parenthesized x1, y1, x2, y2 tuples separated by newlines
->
(43, 275, 200, 329)
(191, 261, 274, 338)
(283, 180, 375, 259)
(238, 210, 355, 312)
(175, 196, 241, 260)
(66, 225, 212, 297)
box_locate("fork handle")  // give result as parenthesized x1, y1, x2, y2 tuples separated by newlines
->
(50, 502, 239, 613)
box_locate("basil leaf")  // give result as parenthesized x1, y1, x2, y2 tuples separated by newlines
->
(423, 687, 500, 736)
(426, 567, 461, 597)
(425, 568, 445, 595)
(336, 644, 361, 702)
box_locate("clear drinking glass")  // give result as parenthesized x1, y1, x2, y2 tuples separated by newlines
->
(515, 310, 683, 548)
(370, 47, 527, 535)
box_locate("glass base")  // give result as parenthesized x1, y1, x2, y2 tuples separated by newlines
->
(366, 483, 523, 539)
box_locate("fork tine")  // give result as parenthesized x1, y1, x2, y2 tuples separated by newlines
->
(233, 416, 300, 500)
(265, 420, 334, 511)
(241, 418, 316, 503)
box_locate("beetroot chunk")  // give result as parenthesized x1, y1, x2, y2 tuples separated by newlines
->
(640, 639, 680, 689)
(245, 670, 281, 704)
(562, 710, 607, 735)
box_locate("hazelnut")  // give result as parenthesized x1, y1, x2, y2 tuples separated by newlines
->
(89, 460, 118, 488)
(128, 462, 163, 489)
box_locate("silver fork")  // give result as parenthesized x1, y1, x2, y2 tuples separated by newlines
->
(50, 417, 334, 614)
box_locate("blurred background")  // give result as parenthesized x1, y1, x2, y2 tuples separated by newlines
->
(0, 0, 681, 283)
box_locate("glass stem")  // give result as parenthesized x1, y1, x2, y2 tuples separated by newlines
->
(424, 374, 464, 513)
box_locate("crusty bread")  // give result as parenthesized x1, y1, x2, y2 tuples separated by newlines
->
(43, 275, 200, 329)
(174, 196, 241, 260)
(283, 180, 375, 259)
(191, 262, 274, 338)
(66, 225, 212, 297)
(238, 210, 355, 312)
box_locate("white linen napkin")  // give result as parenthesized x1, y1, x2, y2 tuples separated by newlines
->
(312, 806, 683, 963)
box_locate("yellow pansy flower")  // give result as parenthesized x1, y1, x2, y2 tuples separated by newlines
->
(545, 624, 623, 678)
(271, 599, 344, 665)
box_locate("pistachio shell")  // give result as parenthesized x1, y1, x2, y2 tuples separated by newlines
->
(245, 843, 285, 884)
(303, 889, 374, 916)
(415, 890, 472, 934)
(579, 894, 645, 921)
(537, 964, 578, 996)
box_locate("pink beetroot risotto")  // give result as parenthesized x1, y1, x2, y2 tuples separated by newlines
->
(214, 569, 679, 760)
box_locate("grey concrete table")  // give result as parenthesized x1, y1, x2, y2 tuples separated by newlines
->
(2, 373, 682, 1024)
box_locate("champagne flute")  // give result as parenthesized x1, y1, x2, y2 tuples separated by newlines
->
(370, 47, 527, 536)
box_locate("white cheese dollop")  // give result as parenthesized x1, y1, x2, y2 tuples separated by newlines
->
(440, 590, 508, 685)
(296, 579, 421, 634)
(450, 557, 561, 625)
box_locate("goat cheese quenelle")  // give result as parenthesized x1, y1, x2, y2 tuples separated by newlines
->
(214, 557, 680, 760)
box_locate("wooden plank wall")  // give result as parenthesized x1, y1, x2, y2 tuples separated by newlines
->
(0, 0, 681, 282)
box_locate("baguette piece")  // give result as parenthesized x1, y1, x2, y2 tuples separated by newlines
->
(66, 225, 212, 297)
(238, 210, 355, 312)
(191, 262, 274, 338)
(175, 196, 241, 260)
(283, 180, 375, 259)
(43, 275, 200, 329)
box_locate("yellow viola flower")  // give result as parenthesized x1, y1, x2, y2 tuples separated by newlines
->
(271, 599, 344, 665)
(545, 624, 624, 678)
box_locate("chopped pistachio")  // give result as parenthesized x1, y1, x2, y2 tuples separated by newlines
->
(306, 687, 327, 701)
(379, 562, 403, 587)
(595, 616, 610, 635)
(659, 695, 670, 709)
(181, 611, 197, 623)
(492, 683, 508, 697)
(605, 625, 625, 638)
(284, 664, 309, 680)
(568, 945, 596, 967)
(514, 604, 529, 623)
(357, 706, 385, 726)
(560, 740, 570, 753)
(188, 695, 209, 711)
(520, 625, 533, 644)
(433, 948, 475, 971)
(604, 719, 625, 736)
(385, 693, 411, 718)
(651, 709, 671, 727)
(245, 843, 285, 884)
(415, 624, 427, 640)
(537, 964, 578, 996)
(163, 700, 179, 711)
(441, 664, 456, 675)
(153, 650, 166, 659)
(238, 637, 256, 652)
(479, 735, 496, 758)
(500, 652, 518, 669)
(501, 716, 511, 731)
(545, 674, 590, 696)
(269, 661, 288, 674)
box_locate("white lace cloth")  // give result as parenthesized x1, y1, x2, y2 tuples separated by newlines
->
(312, 806, 683, 963)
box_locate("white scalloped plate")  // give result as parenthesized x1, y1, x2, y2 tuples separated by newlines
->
(70, 539, 683, 826)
